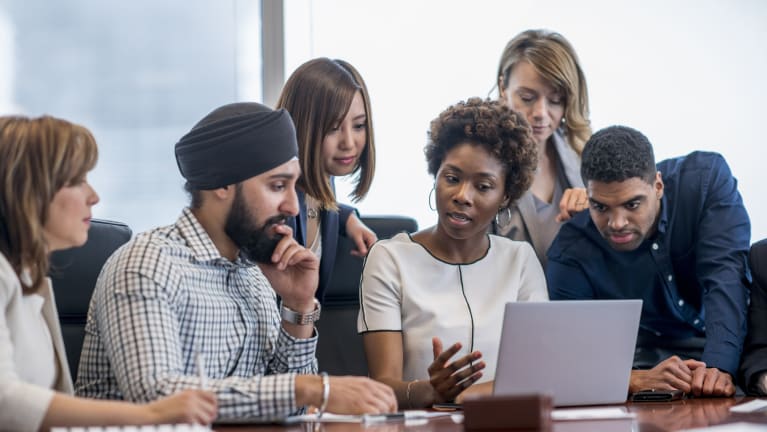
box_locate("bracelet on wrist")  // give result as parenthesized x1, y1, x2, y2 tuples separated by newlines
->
(406, 379, 419, 409)
(318, 372, 330, 418)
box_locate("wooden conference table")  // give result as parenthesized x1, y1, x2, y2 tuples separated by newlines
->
(216, 397, 767, 432)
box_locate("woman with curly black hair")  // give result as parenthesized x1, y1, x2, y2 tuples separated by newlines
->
(357, 98, 548, 408)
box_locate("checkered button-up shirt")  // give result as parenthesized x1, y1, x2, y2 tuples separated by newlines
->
(75, 208, 318, 420)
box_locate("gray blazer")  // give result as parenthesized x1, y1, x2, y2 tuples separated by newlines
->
(497, 130, 583, 267)
(0, 253, 73, 431)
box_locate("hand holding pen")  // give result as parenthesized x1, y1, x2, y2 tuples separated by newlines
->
(196, 351, 208, 390)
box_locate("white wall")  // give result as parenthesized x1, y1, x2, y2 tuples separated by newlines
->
(285, 0, 767, 240)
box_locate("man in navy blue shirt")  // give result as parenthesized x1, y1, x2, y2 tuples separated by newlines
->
(547, 126, 750, 397)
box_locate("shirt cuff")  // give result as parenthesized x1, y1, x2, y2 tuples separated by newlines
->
(253, 372, 298, 416)
(701, 349, 738, 376)
(214, 372, 301, 420)
(275, 326, 318, 370)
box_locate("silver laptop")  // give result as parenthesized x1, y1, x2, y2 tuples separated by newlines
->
(493, 300, 642, 406)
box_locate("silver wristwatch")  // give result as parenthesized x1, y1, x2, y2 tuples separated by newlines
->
(280, 298, 321, 325)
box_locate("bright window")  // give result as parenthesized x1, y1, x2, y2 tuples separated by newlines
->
(285, 0, 767, 240)
(2, 1, 766, 242)
(0, 0, 262, 233)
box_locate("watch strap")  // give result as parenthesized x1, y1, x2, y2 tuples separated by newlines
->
(281, 298, 321, 325)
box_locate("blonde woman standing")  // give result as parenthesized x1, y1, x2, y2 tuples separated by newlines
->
(496, 29, 593, 267)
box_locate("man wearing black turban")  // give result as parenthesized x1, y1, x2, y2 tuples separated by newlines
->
(76, 102, 396, 419)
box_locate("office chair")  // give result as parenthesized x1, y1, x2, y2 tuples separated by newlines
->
(740, 239, 767, 393)
(49, 219, 132, 380)
(316, 215, 418, 376)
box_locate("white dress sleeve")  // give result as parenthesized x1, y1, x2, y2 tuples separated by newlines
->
(516, 241, 549, 301)
(0, 256, 55, 431)
(357, 240, 403, 333)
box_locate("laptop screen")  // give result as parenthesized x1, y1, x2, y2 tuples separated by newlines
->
(493, 299, 642, 406)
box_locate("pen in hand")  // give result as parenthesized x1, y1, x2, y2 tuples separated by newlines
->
(195, 351, 213, 427)
(196, 351, 208, 390)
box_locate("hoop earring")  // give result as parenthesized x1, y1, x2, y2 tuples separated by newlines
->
(428, 185, 436, 211)
(495, 206, 512, 229)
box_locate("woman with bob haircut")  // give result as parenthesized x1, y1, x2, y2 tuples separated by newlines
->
(277, 58, 377, 302)
(358, 98, 548, 408)
(0, 115, 217, 430)
(496, 29, 593, 267)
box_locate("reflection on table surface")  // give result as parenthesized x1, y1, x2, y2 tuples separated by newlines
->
(629, 397, 742, 431)
(215, 397, 767, 432)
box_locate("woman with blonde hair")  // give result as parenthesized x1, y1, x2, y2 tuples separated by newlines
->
(496, 29, 592, 267)
(0, 115, 217, 430)
(277, 58, 377, 301)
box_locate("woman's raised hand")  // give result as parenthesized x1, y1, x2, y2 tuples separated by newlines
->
(427, 337, 485, 404)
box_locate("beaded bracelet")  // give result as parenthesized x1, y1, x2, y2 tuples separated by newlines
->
(406, 379, 419, 409)
(318, 372, 330, 418)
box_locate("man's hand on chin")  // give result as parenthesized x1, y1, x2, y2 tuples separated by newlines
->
(258, 223, 320, 311)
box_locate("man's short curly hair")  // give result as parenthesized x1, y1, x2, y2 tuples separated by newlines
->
(424, 97, 538, 206)
(581, 125, 656, 185)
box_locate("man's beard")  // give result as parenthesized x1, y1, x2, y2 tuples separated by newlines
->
(224, 185, 288, 264)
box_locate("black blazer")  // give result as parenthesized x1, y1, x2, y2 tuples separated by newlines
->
(740, 239, 767, 394)
(289, 188, 355, 303)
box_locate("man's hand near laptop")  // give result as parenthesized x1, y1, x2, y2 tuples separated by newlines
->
(630, 356, 735, 397)
(260, 225, 397, 414)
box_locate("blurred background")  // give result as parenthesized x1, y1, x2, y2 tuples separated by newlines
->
(1, 0, 765, 240)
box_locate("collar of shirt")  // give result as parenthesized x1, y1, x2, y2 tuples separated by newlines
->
(178, 207, 255, 269)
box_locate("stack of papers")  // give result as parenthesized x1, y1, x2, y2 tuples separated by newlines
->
(51, 425, 212, 432)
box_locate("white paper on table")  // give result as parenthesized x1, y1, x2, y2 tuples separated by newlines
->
(552, 407, 636, 421)
(287, 413, 362, 423)
(681, 422, 767, 432)
(729, 399, 767, 413)
(287, 410, 453, 424)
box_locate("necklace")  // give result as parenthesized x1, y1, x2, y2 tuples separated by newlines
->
(305, 195, 321, 219)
